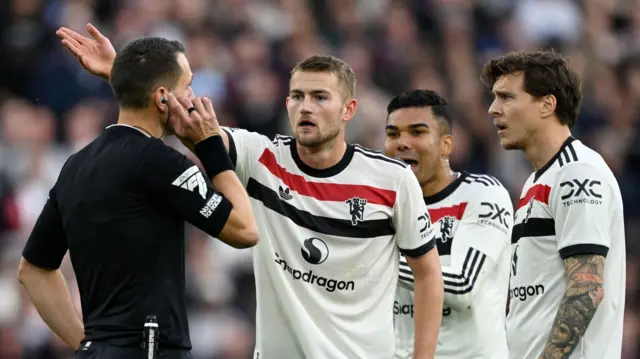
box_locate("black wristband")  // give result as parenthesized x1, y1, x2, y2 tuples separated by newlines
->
(194, 135, 234, 178)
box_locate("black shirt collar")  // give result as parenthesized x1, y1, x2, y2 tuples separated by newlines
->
(290, 139, 355, 178)
(423, 171, 468, 205)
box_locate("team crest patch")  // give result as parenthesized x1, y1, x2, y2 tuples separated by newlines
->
(345, 197, 367, 226)
(438, 216, 455, 243)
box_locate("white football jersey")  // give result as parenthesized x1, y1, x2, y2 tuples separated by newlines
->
(508, 137, 625, 359)
(394, 172, 512, 359)
(223, 128, 436, 359)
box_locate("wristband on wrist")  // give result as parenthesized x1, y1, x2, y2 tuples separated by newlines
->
(194, 135, 234, 178)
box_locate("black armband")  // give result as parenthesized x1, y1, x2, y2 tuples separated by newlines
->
(194, 135, 234, 178)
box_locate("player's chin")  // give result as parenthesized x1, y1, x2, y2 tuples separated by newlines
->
(296, 133, 323, 147)
(499, 137, 523, 150)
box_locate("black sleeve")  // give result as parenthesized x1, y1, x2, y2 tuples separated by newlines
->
(22, 188, 68, 270)
(139, 140, 233, 237)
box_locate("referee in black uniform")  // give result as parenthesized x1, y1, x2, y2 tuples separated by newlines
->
(17, 37, 258, 359)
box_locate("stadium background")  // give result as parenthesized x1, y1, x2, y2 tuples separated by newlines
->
(0, 0, 639, 358)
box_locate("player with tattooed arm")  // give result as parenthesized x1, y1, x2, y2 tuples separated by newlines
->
(384, 90, 512, 359)
(482, 51, 626, 359)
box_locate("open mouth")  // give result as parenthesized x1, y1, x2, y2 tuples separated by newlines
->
(400, 158, 419, 168)
(298, 120, 316, 127)
(496, 123, 507, 131)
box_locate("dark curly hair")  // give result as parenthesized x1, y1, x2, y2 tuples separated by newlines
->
(480, 51, 582, 128)
(387, 89, 452, 135)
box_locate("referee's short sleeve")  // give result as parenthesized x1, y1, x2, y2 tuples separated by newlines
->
(139, 140, 233, 238)
(22, 188, 68, 270)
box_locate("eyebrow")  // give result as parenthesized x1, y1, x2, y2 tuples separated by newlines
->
(493, 89, 513, 97)
(289, 89, 331, 95)
(385, 123, 429, 131)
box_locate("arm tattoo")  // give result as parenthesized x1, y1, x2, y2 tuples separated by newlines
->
(540, 254, 605, 359)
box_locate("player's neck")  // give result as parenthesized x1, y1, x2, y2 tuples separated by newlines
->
(117, 109, 163, 138)
(296, 137, 347, 170)
(422, 162, 457, 197)
(523, 125, 572, 171)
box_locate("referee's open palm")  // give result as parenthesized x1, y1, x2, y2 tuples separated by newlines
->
(56, 24, 115, 80)
(166, 94, 221, 145)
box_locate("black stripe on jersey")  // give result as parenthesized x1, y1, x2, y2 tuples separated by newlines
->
(222, 129, 238, 167)
(511, 218, 555, 244)
(558, 143, 578, 167)
(399, 260, 414, 283)
(353, 145, 407, 168)
(272, 134, 293, 145)
(559, 243, 609, 259)
(442, 248, 486, 294)
(246, 178, 395, 238)
(463, 174, 502, 187)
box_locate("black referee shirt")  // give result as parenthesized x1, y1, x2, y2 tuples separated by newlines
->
(22, 124, 233, 349)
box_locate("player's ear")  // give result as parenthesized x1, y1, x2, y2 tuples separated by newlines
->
(540, 94, 556, 119)
(441, 134, 453, 158)
(342, 98, 357, 123)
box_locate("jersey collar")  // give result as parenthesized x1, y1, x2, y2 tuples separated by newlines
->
(290, 139, 355, 178)
(423, 171, 468, 205)
(533, 136, 576, 182)
(105, 124, 152, 138)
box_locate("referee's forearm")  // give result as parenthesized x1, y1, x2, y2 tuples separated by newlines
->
(18, 259, 84, 350)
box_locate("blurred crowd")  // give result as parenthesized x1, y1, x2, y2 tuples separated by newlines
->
(0, 0, 639, 358)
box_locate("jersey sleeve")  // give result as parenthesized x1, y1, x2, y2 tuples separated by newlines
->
(22, 187, 68, 270)
(441, 183, 513, 311)
(139, 140, 233, 238)
(393, 166, 437, 257)
(222, 127, 274, 186)
(550, 162, 613, 258)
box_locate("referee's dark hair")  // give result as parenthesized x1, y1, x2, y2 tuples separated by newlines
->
(110, 37, 185, 109)
(387, 90, 452, 135)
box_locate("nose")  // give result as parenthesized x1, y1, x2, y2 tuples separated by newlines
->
(299, 96, 314, 115)
(488, 99, 501, 118)
(396, 133, 411, 151)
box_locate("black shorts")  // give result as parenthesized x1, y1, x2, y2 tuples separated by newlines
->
(75, 342, 192, 359)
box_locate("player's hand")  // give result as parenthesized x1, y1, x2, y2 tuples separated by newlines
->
(166, 94, 220, 145)
(56, 24, 115, 80)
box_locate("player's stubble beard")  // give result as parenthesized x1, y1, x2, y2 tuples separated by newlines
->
(294, 115, 342, 149)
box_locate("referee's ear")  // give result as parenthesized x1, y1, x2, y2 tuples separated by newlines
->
(155, 88, 169, 113)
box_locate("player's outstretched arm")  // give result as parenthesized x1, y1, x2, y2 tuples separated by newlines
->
(538, 254, 605, 359)
(56, 24, 115, 80)
(18, 188, 84, 350)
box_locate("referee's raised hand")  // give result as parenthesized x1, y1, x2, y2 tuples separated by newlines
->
(166, 93, 220, 145)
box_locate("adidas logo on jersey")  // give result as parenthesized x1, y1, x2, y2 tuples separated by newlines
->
(172, 165, 207, 199)
(278, 185, 292, 200)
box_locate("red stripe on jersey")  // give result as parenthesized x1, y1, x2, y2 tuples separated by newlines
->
(517, 184, 551, 210)
(258, 149, 397, 207)
(428, 202, 468, 223)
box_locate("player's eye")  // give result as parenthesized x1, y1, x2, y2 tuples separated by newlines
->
(315, 95, 327, 101)
(411, 129, 424, 136)
(291, 94, 303, 100)
(386, 132, 399, 138)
